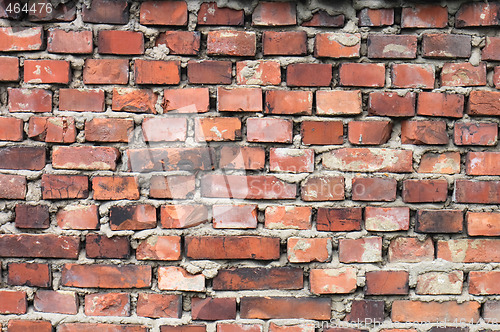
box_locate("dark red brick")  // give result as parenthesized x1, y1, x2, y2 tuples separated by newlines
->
(8, 262, 51, 287)
(402, 179, 449, 203)
(358, 8, 394, 26)
(41, 174, 89, 199)
(34, 290, 78, 314)
(369, 92, 415, 117)
(198, 2, 244, 25)
(15, 204, 49, 229)
(454, 122, 498, 146)
(422, 34, 471, 58)
(416, 210, 463, 233)
(61, 264, 151, 288)
(109, 204, 156, 231)
(301, 121, 343, 145)
(302, 11, 344, 27)
(188, 60, 232, 84)
(287, 63, 332, 87)
(316, 207, 362, 232)
(185, 236, 280, 260)
(352, 177, 397, 202)
(0, 174, 26, 199)
(263, 31, 307, 55)
(82, 0, 129, 24)
(128, 147, 214, 172)
(367, 35, 417, 59)
(240, 297, 330, 320)
(213, 267, 303, 290)
(0, 234, 79, 258)
(345, 300, 385, 323)
(0, 146, 45, 170)
(86, 234, 130, 259)
(401, 5, 448, 28)
(192, 298, 236, 321)
(252, 2, 296, 26)
(455, 2, 500, 27)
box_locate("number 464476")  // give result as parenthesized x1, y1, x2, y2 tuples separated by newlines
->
(5, 2, 53, 13)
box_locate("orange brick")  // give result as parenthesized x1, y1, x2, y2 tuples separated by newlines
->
(287, 238, 331, 263)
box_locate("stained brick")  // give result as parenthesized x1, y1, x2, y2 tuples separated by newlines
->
(367, 35, 417, 59)
(314, 33, 360, 58)
(213, 267, 303, 290)
(365, 271, 409, 295)
(8, 88, 52, 113)
(136, 235, 181, 260)
(8, 262, 51, 287)
(59, 89, 105, 112)
(61, 264, 152, 288)
(198, 2, 244, 26)
(140, 1, 187, 26)
(218, 87, 262, 112)
(422, 34, 471, 58)
(455, 122, 498, 146)
(358, 8, 394, 26)
(252, 2, 296, 26)
(82, 0, 129, 24)
(316, 207, 362, 232)
(0, 27, 43, 51)
(160, 205, 210, 229)
(441, 62, 486, 87)
(207, 30, 256, 56)
(156, 31, 200, 55)
(401, 5, 448, 28)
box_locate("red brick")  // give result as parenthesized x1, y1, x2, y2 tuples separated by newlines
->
(388, 237, 434, 262)
(28, 0, 75, 22)
(218, 324, 262, 332)
(52, 146, 119, 171)
(402, 179, 448, 203)
(83, 59, 129, 84)
(263, 31, 307, 55)
(0, 291, 26, 314)
(316, 90, 362, 115)
(113, 88, 158, 113)
(322, 148, 413, 173)
(28, 116, 76, 143)
(301, 176, 344, 201)
(188, 60, 232, 84)
(339, 237, 382, 263)
(57, 204, 99, 230)
(270, 148, 314, 173)
(236, 60, 281, 85)
(439, 239, 500, 262)
(47, 29, 93, 53)
(416, 209, 463, 233)
(252, 2, 296, 26)
(422, 34, 471, 58)
(218, 87, 262, 112)
(0, 27, 43, 51)
(365, 271, 409, 295)
(314, 33, 361, 58)
(494, 66, 500, 88)
(82, 0, 129, 24)
(416, 271, 463, 295)
(345, 300, 385, 323)
(135, 59, 180, 85)
(358, 8, 394, 26)
(15, 204, 49, 229)
(8, 262, 50, 287)
(127, 147, 214, 172)
(192, 298, 236, 321)
(140, 1, 187, 25)
(265, 206, 312, 230)
(0, 146, 45, 170)
(482, 37, 500, 60)
(98, 30, 144, 55)
(214, 267, 302, 291)
(369, 91, 415, 117)
(454, 122, 498, 146)
(0, 174, 26, 199)
(367, 35, 417, 58)
(455, 2, 500, 27)
(310, 267, 357, 294)
(454, 179, 500, 204)
(85, 293, 130, 316)
(417, 92, 464, 118)
(207, 30, 255, 56)
(240, 297, 330, 320)
(391, 64, 435, 89)
(302, 11, 344, 27)
(213, 204, 257, 229)
(161, 205, 210, 229)
(466, 152, 500, 175)
(156, 31, 200, 55)
(137, 293, 182, 318)
(185, 236, 280, 260)
(467, 90, 500, 115)
(316, 207, 362, 232)
(198, 2, 244, 25)
(60, 323, 146, 332)
(0, 117, 22, 141)
(442, 62, 486, 87)
(161, 326, 205, 332)
(401, 120, 448, 145)
(401, 5, 448, 28)
(419, 152, 461, 174)
(247, 118, 292, 143)
(8, 88, 52, 112)
(24, 59, 70, 84)
(158, 266, 205, 292)
(339, 63, 385, 87)
(287, 63, 332, 87)
(352, 177, 397, 202)
(61, 264, 151, 288)
(109, 204, 156, 231)
(467, 212, 500, 236)
(391, 301, 480, 323)
(34, 290, 77, 314)
(150, 175, 195, 199)
(7, 320, 52, 332)
(301, 121, 343, 145)
(59, 88, 105, 112)
(85, 118, 133, 142)
(164, 88, 209, 113)
(265, 90, 311, 114)
(348, 120, 392, 145)
(86, 234, 130, 259)
(469, 271, 500, 295)
(287, 237, 331, 263)
(365, 207, 410, 232)
(136, 235, 181, 260)
(0, 234, 79, 258)
(41, 174, 89, 199)
(219, 146, 265, 170)
(0, 56, 18, 81)
(93, 176, 139, 200)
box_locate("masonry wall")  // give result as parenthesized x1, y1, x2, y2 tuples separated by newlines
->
(0, 0, 500, 331)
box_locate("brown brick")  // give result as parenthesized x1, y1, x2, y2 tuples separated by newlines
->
(85, 293, 130, 316)
(416, 209, 463, 233)
(41, 174, 89, 199)
(137, 293, 182, 318)
(140, 1, 187, 26)
(0, 146, 45, 170)
(160, 205, 210, 229)
(252, 2, 296, 26)
(240, 297, 330, 320)
(109, 204, 156, 231)
(156, 31, 200, 55)
(422, 34, 471, 58)
(316, 207, 362, 232)
(86, 234, 130, 259)
(61, 264, 151, 288)
(82, 0, 129, 24)
(345, 300, 385, 323)
(198, 2, 243, 25)
(185, 236, 280, 260)
(365, 271, 409, 295)
(454, 122, 498, 146)
(34, 290, 78, 314)
(188, 60, 232, 84)
(8, 262, 50, 287)
(213, 267, 303, 290)
(263, 31, 307, 56)
(367, 35, 417, 58)
(15, 204, 49, 229)
(0, 234, 79, 258)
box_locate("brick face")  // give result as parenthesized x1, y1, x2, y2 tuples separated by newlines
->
(2, 0, 500, 329)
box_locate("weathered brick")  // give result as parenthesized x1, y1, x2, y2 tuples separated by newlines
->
(301, 176, 344, 201)
(339, 63, 385, 87)
(109, 204, 156, 230)
(466, 152, 500, 175)
(15, 204, 49, 229)
(93, 176, 139, 200)
(265, 90, 311, 115)
(454, 179, 500, 204)
(156, 31, 200, 55)
(438, 239, 500, 262)
(198, 2, 244, 25)
(83, 59, 129, 85)
(218, 87, 262, 112)
(52, 146, 119, 171)
(7, 320, 52, 332)
(441, 62, 486, 87)
(60, 323, 146, 332)
(164, 88, 209, 113)
(365, 271, 409, 295)
(416, 271, 463, 295)
(0, 146, 45, 170)
(34, 290, 78, 314)
(388, 237, 434, 263)
(345, 300, 385, 323)
(391, 64, 435, 89)
(28, 0, 76, 22)
(0, 174, 26, 199)
(207, 30, 256, 56)
(247, 118, 293, 143)
(140, 1, 187, 26)
(288, 237, 331, 263)
(150, 175, 195, 199)
(310, 267, 357, 294)
(28, 116, 76, 143)
(467, 212, 500, 236)
(416, 209, 463, 233)
(402, 179, 449, 203)
(24, 59, 70, 84)
(367, 35, 417, 59)
(339, 237, 382, 263)
(0, 56, 19, 81)
(422, 34, 471, 58)
(252, 2, 296, 26)
(0, 234, 79, 258)
(454, 122, 498, 146)
(219, 146, 266, 170)
(322, 148, 413, 173)
(352, 177, 397, 202)
(8, 88, 52, 112)
(240, 297, 330, 320)
(135, 59, 180, 85)
(57, 204, 99, 230)
(158, 266, 205, 292)
(85, 118, 133, 142)
(418, 152, 461, 174)
(128, 147, 214, 172)
(263, 31, 307, 55)
(82, 0, 129, 24)
(61, 264, 152, 288)
(0, 27, 43, 51)
(188, 60, 232, 84)
(59, 88, 105, 112)
(86, 234, 130, 259)
(455, 2, 500, 27)
(314, 33, 360, 58)
(316, 90, 362, 115)
(85, 293, 130, 316)
(213, 267, 303, 290)
(482, 37, 500, 60)
(185, 236, 280, 260)
(287, 63, 332, 87)
(467, 90, 500, 116)
(8, 262, 51, 287)
(270, 148, 314, 173)
(484, 302, 500, 322)
(391, 301, 480, 323)
(236, 60, 281, 85)
(348, 120, 392, 145)
(365, 207, 410, 232)
(213, 204, 257, 229)
(417, 92, 464, 118)
(136, 236, 182, 261)
(302, 11, 344, 27)
(401, 5, 448, 28)
(316, 207, 362, 232)
(47, 29, 93, 54)
(0, 291, 26, 314)
(265, 206, 312, 230)
(358, 8, 394, 26)
(137, 293, 182, 318)
(369, 91, 416, 117)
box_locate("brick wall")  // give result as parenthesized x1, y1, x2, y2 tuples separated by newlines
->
(0, 0, 500, 331)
